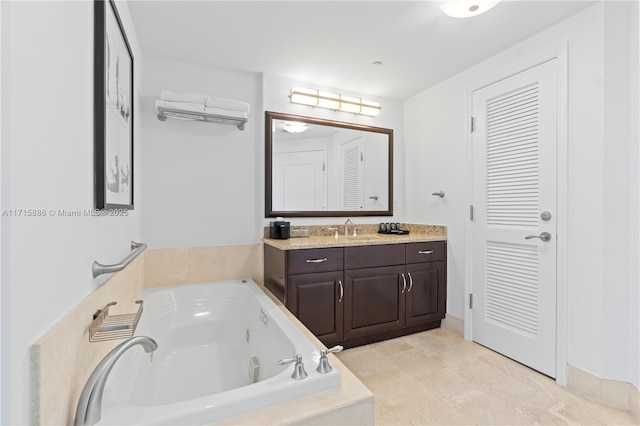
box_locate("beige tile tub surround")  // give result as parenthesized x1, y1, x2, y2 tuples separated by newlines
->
(31, 247, 373, 425)
(31, 255, 145, 425)
(144, 244, 262, 288)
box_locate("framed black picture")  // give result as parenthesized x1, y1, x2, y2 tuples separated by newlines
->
(94, 0, 134, 210)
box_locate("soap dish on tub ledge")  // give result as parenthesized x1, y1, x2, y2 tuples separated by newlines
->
(88, 300, 143, 342)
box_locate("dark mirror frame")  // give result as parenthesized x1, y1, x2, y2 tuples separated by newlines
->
(265, 111, 393, 218)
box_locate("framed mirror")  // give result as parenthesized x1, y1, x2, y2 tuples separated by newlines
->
(265, 111, 393, 217)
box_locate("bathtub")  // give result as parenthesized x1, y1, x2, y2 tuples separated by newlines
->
(99, 279, 341, 425)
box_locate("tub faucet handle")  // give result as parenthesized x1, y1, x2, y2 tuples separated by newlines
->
(316, 345, 343, 374)
(278, 354, 308, 380)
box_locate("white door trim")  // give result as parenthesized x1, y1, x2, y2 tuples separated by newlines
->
(464, 44, 569, 385)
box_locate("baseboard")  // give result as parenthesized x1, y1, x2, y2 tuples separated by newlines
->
(567, 364, 639, 420)
(441, 313, 464, 337)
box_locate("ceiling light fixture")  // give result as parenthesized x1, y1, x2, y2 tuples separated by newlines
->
(439, 0, 501, 18)
(282, 122, 308, 134)
(290, 87, 381, 117)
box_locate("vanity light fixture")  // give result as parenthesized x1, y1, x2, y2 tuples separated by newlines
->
(439, 0, 501, 18)
(290, 87, 381, 117)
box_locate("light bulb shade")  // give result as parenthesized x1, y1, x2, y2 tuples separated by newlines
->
(290, 87, 319, 106)
(440, 0, 501, 18)
(290, 87, 381, 117)
(360, 99, 381, 117)
(317, 91, 340, 110)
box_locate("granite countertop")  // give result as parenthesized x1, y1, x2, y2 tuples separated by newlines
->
(263, 223, 446, 250)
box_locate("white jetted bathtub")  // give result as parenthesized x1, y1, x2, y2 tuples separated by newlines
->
(99, 279, 341, 425)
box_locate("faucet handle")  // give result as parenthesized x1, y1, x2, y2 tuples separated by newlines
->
(327, 227, 339, 238)
(278, 354, 308, 380)
(316, 345, 343, 374)
(352, 228, 360, 237)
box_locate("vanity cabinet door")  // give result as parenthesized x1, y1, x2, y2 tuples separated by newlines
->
(286, 271, 344, 346)
(343, 265, 406, 341)
(405, 261, 446, 327)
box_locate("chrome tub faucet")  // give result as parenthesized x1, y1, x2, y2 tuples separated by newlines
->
(74, 336, 158, 426)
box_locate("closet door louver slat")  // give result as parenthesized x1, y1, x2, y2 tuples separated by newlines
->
(484, 83, 541, 337)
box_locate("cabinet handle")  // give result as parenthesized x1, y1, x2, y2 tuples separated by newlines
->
(306, 258, 328, 263)
(418, 250, 434, 255)
(338, 280, 343, 303)
(401, 273, 407, 293)
(408, 272, 413, 292)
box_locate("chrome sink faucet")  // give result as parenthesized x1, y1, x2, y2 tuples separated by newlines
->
(344, 218, 354, 237)
(74, 336, 158, 426)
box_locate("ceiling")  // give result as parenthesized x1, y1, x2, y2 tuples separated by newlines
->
(128, 1, 595, 100)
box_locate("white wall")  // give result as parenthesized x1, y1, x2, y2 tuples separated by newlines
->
(404, 1, 639, 387)
(0, 1, 143, 423)
(263, 74, 405, 226)
(141, 55, 262, 248)
(0, 1, 3, 420)
(601, 0, 637, 386)
(631, 0, 640, 391)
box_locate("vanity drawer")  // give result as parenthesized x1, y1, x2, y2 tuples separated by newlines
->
(287, 247, 344, 274)
(344, 244, 405, 270)
(405, 241, 446, 264)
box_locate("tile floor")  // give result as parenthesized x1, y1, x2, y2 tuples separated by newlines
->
(335, 329, 639, 425)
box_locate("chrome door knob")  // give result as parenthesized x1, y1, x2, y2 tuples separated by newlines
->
(525, 232, 552, 242)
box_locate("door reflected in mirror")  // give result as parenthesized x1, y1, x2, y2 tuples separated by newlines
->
(266, 111, 393, 217)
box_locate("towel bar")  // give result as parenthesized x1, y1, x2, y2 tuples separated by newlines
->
(157, 106, 248, 130)
(92, 241, 147, 278)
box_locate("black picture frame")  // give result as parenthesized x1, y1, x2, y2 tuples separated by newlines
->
(94, 0, 134, 210)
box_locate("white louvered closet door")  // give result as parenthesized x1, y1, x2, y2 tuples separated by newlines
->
(471, 59, 558, 378)
(340, 136, 365, 211)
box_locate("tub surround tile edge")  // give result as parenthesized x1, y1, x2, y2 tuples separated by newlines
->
(30, 345, 41, 425)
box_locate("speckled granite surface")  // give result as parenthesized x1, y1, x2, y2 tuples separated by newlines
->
(263, 223, 446, 250)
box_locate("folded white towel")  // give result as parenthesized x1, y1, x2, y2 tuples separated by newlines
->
(205, 96, 250, 114)
(156, 100, 205, 114)
(161, 90, 207, 105)
(204, 107, 248, 119)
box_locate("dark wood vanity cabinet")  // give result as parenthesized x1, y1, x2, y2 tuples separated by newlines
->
(343, 265, 406, 341)
(287, 271, 344, 346)
(264, 240, 446, 348)
(265, 247, 345, 346)
(342, 244, 406, 342)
